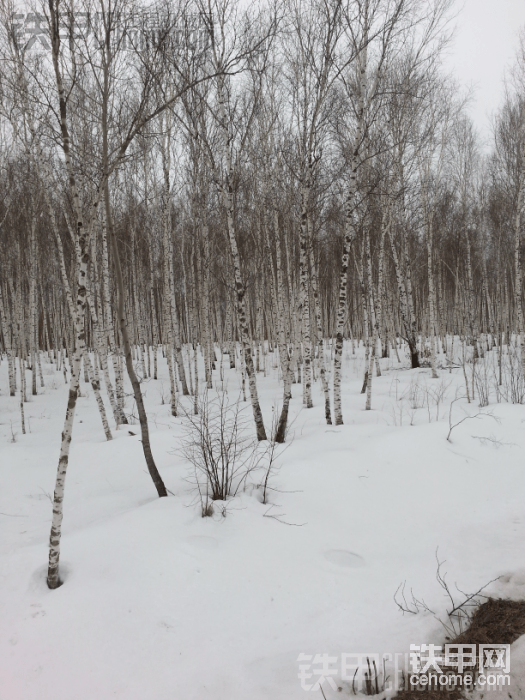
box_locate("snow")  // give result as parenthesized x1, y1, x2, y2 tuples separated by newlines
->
(1, 345, 525, 699)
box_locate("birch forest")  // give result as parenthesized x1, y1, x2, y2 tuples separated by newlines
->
(2, 0, 525, 697)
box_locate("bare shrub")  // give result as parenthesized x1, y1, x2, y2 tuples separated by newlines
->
(401, 375, 426, 409)
(257, 407, 291, 504)
(179, 388, 266, 508)
(500, 339, 525, 404)
(425, 378, 452, 422)
(473, 354, 493, 407)
(394, 549, 499, 639)
(446, 393, 500, 442)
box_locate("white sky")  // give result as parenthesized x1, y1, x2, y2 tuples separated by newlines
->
(444, 0, 525, 146)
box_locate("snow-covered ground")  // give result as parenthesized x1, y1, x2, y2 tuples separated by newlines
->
(1, 343, 525, 699)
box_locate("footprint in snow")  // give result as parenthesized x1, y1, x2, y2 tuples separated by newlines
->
(186, 535, 218, 550)
(324, 549, 366, 568)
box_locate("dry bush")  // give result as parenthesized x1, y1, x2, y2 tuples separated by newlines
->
(179, 387, 272, 515)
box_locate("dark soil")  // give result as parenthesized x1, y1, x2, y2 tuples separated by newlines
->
(393, 598, 525, 700)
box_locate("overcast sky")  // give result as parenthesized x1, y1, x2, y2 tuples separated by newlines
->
(444, 0, 525, 146)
